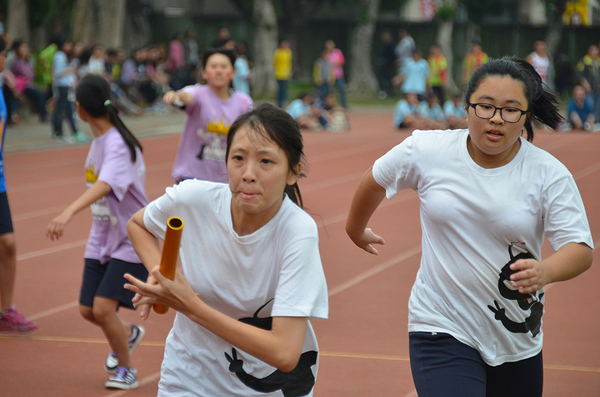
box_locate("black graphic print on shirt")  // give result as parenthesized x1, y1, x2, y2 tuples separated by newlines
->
(224, 300, 318, 397)
(487, 242, 544, 337)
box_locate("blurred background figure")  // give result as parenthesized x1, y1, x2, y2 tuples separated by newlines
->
(567, 85, 596, 131)
(462, 40, 488, 87)
(576, 45, 600, 122)
(526, 40, 554, 90)
(377, 30, 396, 99)
(395, 28, 415, 70)
(324, 40, 347, 109)
(273, 39, 292, 108)
(427, 43, 447, 105)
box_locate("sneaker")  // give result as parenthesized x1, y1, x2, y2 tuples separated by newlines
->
(105, 366, 138, 390)
(52, 135, 74, 144)
(73, 131, 90, 143)
(0, 306, 38, 333)
(105, 324, 145, 373)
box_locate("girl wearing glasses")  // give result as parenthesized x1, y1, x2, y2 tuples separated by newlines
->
(346, 57, 593, 397)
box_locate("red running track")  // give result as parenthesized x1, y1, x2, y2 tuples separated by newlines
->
(1, 111, 599, 396)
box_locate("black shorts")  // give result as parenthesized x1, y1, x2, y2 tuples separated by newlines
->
(409, 332, 543, 397)
(80, 258, 149, 309)
(0, 192, 14, 235)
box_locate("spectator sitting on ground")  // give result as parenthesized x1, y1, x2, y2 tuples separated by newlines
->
(394, 92, 430, 129)
(419, 94, 447, 130)
(443, 93, 468, 129)
(567, 85, 596, 131)
(286, 92, 326, 130)
(320, 92, 349, 131)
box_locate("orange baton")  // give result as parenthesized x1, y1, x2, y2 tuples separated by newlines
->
(153, 217, 184, 314)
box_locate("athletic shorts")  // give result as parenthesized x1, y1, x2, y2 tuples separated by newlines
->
(0, 192, 14, 235)
(80, 258, 149, 309)
(409, 332, 543, 397)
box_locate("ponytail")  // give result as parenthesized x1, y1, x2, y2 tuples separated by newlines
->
(75, 74, 142, 162)
(105, 102, 142, 163)
(285, 182, 304, 209)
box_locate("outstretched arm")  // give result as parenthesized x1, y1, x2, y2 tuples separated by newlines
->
(163, 89, 194, 108)
(509, 242, 593, 295)
(345, 167, 387, 255)
(47, 181, 111, 241)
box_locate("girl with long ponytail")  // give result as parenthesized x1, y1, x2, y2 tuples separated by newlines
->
(46, 74, 149, 390)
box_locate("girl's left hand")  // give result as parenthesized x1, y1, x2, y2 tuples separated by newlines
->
(509, 259, 550, 294)
(124, 266, 199, 317)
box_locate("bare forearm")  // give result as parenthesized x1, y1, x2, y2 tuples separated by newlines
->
(126, 209, 161, 275)
(64, 181, 111, 217)
(544, 242, 593, 284)
(186, 300, 307, 372)
(345, 167, 386, 240)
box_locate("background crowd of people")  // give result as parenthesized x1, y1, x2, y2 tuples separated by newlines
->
(0, 26, 598, 135)
(377, 28, 600, 133)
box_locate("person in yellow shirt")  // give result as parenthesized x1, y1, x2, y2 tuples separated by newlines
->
(273, 40, 292, 108)
(462, 40, 488, 87)
(427, 44, 447, 105)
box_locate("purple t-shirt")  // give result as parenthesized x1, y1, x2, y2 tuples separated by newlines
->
(171, 84, 253, 182)
(84, 127, 148, 264)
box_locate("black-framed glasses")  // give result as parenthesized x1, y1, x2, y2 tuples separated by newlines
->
(467, 102, 529, 123)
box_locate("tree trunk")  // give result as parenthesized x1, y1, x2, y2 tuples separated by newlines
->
(280, 0, 321, 79)
(347, 0, 381, 97)
(545, 2, 566, 59)
(72, 0, 95, 46)
(123, 0, 152, 51)
(7, 0, 30, 44)
(96, 0, 127, 48)
(251, 0, 278, 98)
(437, 20, 460, 95)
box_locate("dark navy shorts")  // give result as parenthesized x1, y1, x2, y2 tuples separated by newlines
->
(409, 332, 543, 397)
(80, 258, 149, 309)
(0, 192, 14, 235)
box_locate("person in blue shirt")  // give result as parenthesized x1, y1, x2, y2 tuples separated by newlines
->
(419, 94, 447, 130)
(443, 93, 468, 129)
(286, 92, 325, 129)
(393, 92, 429, 129)
(568, 85, 596, 131)
(393, 48, 431, 100)
(52, 36, 82, 143)
(0, 34, 38, 333)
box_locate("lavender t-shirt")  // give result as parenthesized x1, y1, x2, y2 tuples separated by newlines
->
(171, 84, 253, 183)
(84, 127, 148, 264)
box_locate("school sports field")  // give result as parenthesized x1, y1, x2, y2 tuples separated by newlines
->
(1, 108, 599, 396)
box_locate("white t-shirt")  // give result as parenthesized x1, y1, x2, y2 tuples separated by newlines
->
(144, 180, 329, 396)
(373, 129, 593, 366)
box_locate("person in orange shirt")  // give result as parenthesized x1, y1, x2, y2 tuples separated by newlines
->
(462, 40, 488, 87)
(427, 44, 447, 105)
(273, 40, 292, 108)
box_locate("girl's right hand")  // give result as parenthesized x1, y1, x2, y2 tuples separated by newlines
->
(351, 228, 385, 255)
(46, 211, 73, 241)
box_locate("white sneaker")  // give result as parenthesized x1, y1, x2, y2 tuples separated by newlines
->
(105, 324, 145, 373)
(105, 366, 138, 390)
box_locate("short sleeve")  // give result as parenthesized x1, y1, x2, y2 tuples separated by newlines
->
(272, 232, 328, 320)
(373, 136, 420, 200)
(143, 185, 180, 240)
(97, 135, 136, 201)
(182, 85, 201, 116)
(542, 175, 594, 251)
